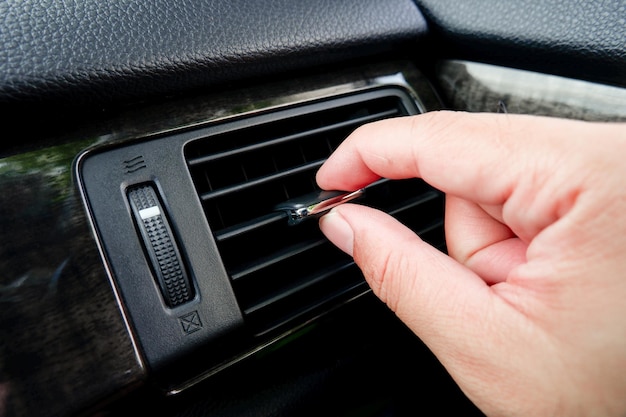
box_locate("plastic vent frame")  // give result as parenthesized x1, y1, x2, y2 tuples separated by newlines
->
(77, 77, 445, 391)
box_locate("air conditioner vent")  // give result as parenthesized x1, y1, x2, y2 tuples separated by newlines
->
(184, 90, 445, 337)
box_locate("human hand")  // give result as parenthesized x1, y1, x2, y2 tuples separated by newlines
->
(316, 111, 626, 417)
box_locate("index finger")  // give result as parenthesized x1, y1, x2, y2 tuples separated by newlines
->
(317, 111, 574, 206)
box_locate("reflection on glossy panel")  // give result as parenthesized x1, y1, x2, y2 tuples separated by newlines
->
(0, 141, 143, 417)
(437, 60, 626, 121)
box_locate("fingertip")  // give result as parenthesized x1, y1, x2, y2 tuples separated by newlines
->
(315, 126, 382, 191)
(314, 164, 332, 191)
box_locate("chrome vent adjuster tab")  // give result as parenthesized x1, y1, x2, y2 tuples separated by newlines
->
(275, 188, 365, 225)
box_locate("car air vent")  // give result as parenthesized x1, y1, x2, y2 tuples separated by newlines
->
(184, 89, 445, 337)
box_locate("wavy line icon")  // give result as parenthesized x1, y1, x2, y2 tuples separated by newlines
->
(123, 155, 147, 174)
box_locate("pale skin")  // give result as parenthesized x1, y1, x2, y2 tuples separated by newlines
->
(316, 111, 626, 417)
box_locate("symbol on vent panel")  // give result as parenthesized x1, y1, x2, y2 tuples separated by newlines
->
(179, 311, 202, 334)
(123, 155, 147, 174)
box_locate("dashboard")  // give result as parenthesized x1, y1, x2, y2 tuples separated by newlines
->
(1, 1, 625, 417)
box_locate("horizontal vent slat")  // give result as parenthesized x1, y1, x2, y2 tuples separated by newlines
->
(214, 212, 287, 242)
(250, 280, 370, 337)
(230, 238, 326, 280)
(387, 190, 441, 216)
(187, 109, 399, 167)
(243, 261, 356, 315)
(417, 219, 445, 237)
(200, 160, 323, 202)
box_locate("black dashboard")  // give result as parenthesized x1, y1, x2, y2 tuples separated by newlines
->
(1, 1, 625, 417)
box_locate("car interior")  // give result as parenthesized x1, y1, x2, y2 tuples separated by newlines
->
(1, 1, 625, 416)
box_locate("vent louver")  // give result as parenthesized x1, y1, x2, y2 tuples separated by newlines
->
(185, 89, 445, 337)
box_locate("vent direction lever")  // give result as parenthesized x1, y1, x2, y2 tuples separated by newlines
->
(275, 189, 364, 226)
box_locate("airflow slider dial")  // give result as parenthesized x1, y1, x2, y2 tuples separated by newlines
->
(128, 184, 194, 308)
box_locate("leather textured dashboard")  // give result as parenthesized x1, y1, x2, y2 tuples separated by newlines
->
(0, 0, 426, 108)
(3, 0, 624, 111)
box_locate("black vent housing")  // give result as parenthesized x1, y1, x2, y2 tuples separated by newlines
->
(185, 89, 445, 337)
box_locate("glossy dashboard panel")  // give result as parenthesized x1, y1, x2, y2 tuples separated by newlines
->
(0, 141, 143, 417)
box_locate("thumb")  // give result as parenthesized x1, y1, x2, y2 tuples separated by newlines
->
(318, 203, 542, 409)
(320, 203, 495, 342)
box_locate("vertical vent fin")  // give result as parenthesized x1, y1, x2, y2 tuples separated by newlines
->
(185, 91, 445, 336)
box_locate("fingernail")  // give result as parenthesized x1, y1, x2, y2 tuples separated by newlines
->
(319, 209, 354, 256)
